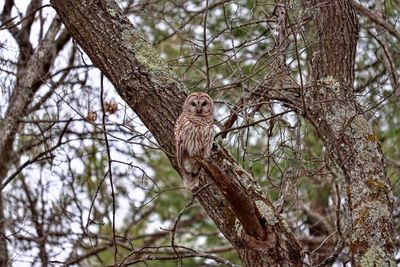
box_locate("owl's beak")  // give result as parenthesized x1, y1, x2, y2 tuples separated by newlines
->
(196, 106, 201, 113)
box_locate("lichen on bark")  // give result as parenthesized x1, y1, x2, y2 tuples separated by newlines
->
(359, 246, 396, 267)
(255, 200, 277, 225)
(120, 28, 177, 86)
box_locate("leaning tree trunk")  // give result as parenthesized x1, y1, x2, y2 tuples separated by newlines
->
(50, 0, 303, 266)
(304, 0, 395, 265)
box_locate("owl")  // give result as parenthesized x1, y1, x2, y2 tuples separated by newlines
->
(174, 92, 214, 189)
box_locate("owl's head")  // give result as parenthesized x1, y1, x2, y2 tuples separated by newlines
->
(183, 92, 214, 116)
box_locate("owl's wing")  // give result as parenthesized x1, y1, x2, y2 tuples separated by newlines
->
(174, 117, 186, 171)
(177, 139, 186, 171)
(205, 125, 215, 157)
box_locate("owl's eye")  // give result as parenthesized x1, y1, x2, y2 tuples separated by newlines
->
(191, 102, 196, 106)
(201, 102, 207, 107)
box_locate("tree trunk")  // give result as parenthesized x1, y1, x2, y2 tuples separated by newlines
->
(50, 0, 303, 265)
(304, 0, 395, 265)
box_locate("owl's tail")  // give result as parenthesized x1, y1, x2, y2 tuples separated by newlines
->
(181, 158, 200, 190)
(183, 173, 199, 190)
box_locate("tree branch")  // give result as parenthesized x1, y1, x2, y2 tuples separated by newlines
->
(353, 1, 400, 42)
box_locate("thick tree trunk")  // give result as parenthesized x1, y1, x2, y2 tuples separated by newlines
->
(305, 0, 395, 265)
(50, 0, 303, 265)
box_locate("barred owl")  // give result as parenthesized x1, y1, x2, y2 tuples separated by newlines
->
(174, 92, 214, 189)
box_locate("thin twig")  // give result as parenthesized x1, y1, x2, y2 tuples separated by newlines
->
(1, 119, 72, 190)
(0, 4, 52, 31)
(215, 109, 293, 138)
(100, 73, 118, 264)
(170, 183, 210, 266)
(203, 0, 210, 91)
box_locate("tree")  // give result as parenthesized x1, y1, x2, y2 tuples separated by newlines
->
(0, 0, 398, 266)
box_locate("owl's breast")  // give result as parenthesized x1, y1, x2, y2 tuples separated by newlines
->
(181, 119, 214, 157)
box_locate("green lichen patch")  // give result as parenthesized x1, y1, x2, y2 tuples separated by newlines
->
(366, 177, 389, 194)
(107, 6, 118, 18)
(349, 116, 371, 139)
(354, 207, 369, 225)
(133, 37, 175, 81)
(318, 75, 341, 88)
(235, 218, 243, 235)
(255, 200, 277, 225)
(360, 246, 396, 267)
(281, 219, 289, 230)
(120, 27, 178, 85)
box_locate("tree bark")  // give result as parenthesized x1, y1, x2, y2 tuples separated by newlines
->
(50, 0, 303, 266)
(304, 0, 395, 265)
